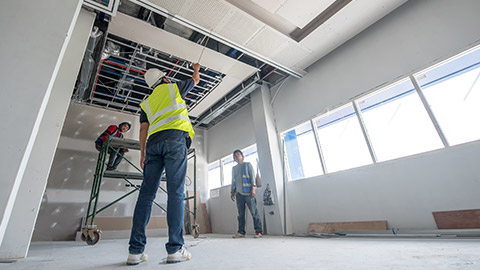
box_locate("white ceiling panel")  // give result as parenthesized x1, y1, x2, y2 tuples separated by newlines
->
(178, 0, 231, 32)
(251, 0, 286, 14)
(215, 10, 265, 46)
(297, 0, 408, 69)
(276, 0, 336, 29)
(245, 25, 291, 57)
(148, 0, 186, 14)
(273, 41, 312, 68)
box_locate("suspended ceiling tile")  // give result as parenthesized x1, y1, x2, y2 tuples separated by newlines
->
(273, 41, 312, 68)
(276, 0, 336, 29)
(215, 9, 265, 46)
(179, 0, 231, 31)
(189, 71, 246, 116)
(147, 0, 186, 15)
(244, 25, 291, 58)
(251, 0, 287, 14)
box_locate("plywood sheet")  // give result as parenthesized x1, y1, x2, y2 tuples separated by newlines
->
(186, 191, 212, 234)
(308, 220, 387, 233)
(433, 209, 480, 229)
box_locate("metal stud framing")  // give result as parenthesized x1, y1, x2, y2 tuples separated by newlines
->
(77, 33, 225, 119)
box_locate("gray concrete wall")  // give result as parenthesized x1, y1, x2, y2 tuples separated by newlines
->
(206, 104, 255, 163)
(206, 0, 480, 234)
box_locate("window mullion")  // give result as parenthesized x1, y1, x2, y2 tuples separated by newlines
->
(310, 119, 327, 174)
(219, 159, 225, 186)
(409, 75, 450, 147)
(352, 101, 377, 163)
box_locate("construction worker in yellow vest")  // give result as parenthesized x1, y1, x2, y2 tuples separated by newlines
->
(127, 63, 200, 265)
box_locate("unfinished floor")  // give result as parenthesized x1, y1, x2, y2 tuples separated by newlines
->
(1, 234, 479, 269)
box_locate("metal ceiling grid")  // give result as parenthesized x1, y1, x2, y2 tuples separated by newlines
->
(73, 2, 291, 129)
(85, 33, 225, 118)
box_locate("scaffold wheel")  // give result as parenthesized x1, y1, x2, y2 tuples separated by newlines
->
(192, 224, 200, 238)
(86, 230, 101, 245)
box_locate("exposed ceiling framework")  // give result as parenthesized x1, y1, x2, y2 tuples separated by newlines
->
(75, 0, 407, 129)
(88, 33, 225, 115)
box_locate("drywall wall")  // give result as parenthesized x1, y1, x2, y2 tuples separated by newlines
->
(33, 103, 208, 241)
(0, 0, 82, 249)
(206, 103, 255, 162)
(288, 140, 480, 232)
(273, 0, 480, 132)
(32, 103, 142, 241)
(0, 8, 94, 258)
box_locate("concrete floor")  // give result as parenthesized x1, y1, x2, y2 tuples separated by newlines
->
(1, 234, 479, 269)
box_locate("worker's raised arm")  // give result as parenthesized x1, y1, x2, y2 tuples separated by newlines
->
(191, 63, 200, 86)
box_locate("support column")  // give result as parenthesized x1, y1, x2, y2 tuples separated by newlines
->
(0, 1, 91, 259)
(250, 84, 286, 235)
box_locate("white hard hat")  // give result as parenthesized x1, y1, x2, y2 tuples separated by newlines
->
(144, 68, 166, 88)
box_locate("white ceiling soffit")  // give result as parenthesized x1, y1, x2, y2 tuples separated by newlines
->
(129, 0, 407, 75)
(252, 0, 337, 29)
(109, 13, 258, 117)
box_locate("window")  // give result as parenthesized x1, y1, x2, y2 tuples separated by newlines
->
(207, 161, 221, 191)
(222, 155, 235, 186)
(314, 104, 372, 173)
(415, 45, 480, 146)
(357, 79, 443, 162)
(283, 122, 323, 181)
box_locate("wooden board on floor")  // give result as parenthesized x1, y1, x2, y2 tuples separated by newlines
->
(186, 191, 212, 234)
(308, 220, 388, 233)
(433, 209, 480, 229)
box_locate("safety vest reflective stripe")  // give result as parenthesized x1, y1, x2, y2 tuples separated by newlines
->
(168, 84, 176, 105)
(144, 99, 152, 119)
(140, 83, 195, 140)
(148, 114, 191, 135)
(143, 101, 186, 121)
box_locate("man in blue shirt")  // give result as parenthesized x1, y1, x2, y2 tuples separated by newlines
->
(231, 149, 263, 238)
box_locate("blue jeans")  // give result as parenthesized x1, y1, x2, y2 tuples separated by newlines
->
(95, 142, 124, 170)
(129, 137, 187, 254)
(236, 194, 263, 235)
(107, 148, 124, 169)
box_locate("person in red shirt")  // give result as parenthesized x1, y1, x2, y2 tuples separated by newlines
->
(95, 122, 131, 170)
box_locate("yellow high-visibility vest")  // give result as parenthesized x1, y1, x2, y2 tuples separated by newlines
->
(140, 83, 195, 140)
